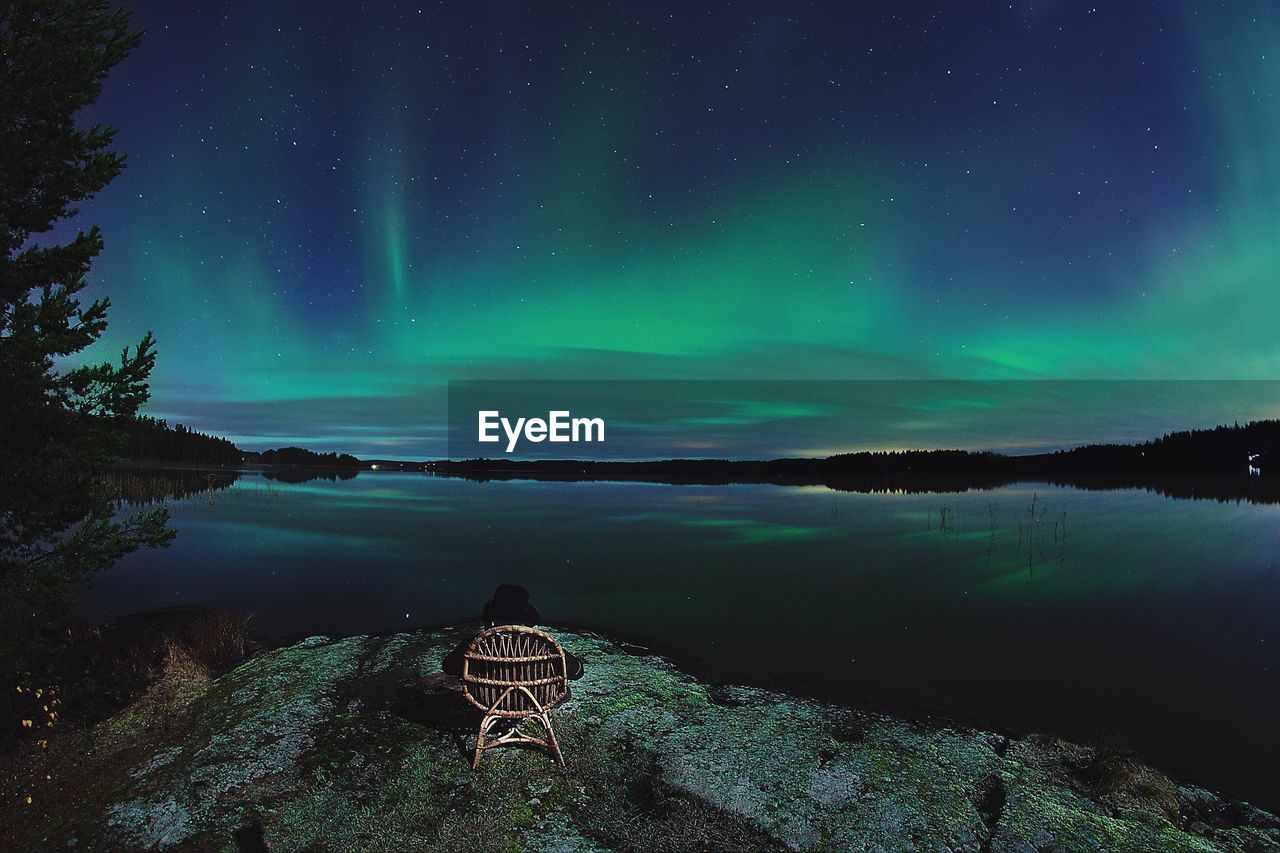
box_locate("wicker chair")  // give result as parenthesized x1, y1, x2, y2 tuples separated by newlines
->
(461, 625, 568, 768)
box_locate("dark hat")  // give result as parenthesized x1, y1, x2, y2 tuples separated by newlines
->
(483, 583, 540, 626)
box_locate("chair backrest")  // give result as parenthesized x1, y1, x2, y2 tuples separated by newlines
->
(461, 625, 569, 717)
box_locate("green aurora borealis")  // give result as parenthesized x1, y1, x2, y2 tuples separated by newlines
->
(71, 2, 1280, 456)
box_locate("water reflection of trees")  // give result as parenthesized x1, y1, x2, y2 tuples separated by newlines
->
(260, 468, 359, 484)
(435, 467, 1280, 505)
(825, 474, 1280, 504)
(105, 468, 241, 507)
(105, 466, 364, 508)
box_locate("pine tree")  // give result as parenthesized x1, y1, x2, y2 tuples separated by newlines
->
(1, 0, 173, 675)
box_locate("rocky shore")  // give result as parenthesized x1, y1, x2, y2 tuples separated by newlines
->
(7, 628, 1279, 851)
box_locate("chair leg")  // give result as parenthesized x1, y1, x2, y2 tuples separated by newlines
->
(472, 711, 565, 768)
(541, 712, 565, 767)
(473, 714, 494, 769)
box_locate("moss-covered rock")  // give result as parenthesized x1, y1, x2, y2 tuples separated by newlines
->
(6, 629, 1278, 851)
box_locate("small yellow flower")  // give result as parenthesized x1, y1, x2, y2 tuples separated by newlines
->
(21, 719, 32, 728)
(25, 796, 32, 804)
(37, 739, 47, 749)
(34, 688, 42, 699)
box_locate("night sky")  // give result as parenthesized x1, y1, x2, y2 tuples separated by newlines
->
(73, 1, 1280, 457)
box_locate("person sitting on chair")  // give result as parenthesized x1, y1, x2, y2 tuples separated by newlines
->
(441, 584, 585, 680)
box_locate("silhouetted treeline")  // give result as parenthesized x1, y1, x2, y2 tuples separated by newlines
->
(433, 420, 1280, 502)
(249, 447, 363, 468)
(829, 423, 1277, 478)
(1026, 420, 1278, 476)
(121, 417, 1279, 497)
(123, 417, 241, 465)
(826, 449, 1011, 476)
(440, 421, 1276, 480)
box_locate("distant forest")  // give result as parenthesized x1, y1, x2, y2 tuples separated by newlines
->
(254, 447, 362, 468)
(123, 417, 240, 465)
(826, 420, 1278, 477)
(121, 420, 361, 469)
(441, 419, 1279, 480)
(121, 416, 1278, 481)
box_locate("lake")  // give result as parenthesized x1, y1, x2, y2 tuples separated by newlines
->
(81, 469, 1279, 810)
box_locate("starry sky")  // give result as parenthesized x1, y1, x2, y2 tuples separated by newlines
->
(73, 0, 1280, 458)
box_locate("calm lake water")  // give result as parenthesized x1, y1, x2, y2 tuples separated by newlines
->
(81, 470, 1279, 809)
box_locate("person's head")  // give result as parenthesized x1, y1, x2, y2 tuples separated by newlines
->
(482, 584, 540, 626)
